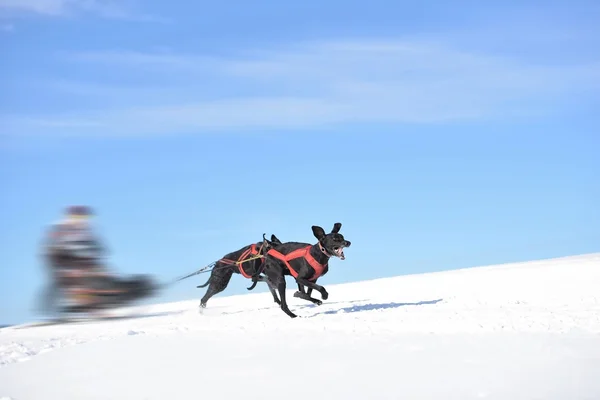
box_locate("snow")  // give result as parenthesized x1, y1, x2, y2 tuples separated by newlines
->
(1, 253, 600, 400)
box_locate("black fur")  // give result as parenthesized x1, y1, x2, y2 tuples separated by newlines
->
(197, 234, 283, 308)
(261, 222, 351, 318)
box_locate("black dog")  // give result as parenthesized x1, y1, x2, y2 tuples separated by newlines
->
(260, 222, 351, 318)
(197, 234, 283, 308)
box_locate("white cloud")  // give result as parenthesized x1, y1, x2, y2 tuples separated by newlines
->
(2, 38, 599, 137)
(0, 0, 165, 21)
(0, 0, 67, 15)
(67, 50, 220, 70)
(0, 0, 103, 16)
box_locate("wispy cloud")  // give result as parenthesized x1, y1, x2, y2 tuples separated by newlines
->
(0, 0, 165, 22)
(66, 50, 220, 71)
(2, 38, 599, 138)
(0, 0, 68, 16)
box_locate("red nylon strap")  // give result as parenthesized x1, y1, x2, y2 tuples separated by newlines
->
(237, 244, 259, 279)
(267, 245, 327, 282)
(219, 244, 261, 279)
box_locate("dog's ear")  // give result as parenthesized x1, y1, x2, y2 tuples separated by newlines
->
(312, 225, 326, 240)
(331, 222, 342, 233)
(271, 234, 282, 245)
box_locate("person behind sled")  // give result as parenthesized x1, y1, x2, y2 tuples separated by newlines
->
(39, 206, 153, 315)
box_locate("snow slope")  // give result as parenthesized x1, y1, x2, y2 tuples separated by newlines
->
(1, 253, 600, 400)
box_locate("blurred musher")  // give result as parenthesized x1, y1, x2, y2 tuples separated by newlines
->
(40, 206, 120, 313)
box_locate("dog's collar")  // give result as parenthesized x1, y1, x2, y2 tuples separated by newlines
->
(318, 242, 332, 257)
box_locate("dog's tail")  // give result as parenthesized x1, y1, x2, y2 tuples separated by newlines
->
(247, 278, 258, 291)
(196, 276, 211, 288)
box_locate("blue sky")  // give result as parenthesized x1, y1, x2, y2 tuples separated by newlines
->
(1, 0, 599, 325)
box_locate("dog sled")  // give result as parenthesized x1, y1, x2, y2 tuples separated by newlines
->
(36, 205, 163, 321)
(38, 259, 160, 320)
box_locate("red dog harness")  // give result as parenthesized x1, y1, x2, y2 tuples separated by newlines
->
(267, 244, 328, 282)
(219, 244, 262, 279)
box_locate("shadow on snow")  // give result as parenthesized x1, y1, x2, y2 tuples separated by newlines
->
(307, 298, 444, 318)
(219, 299, 371, 315)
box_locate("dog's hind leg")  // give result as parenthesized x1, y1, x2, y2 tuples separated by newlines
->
(200, 267, 234, 308)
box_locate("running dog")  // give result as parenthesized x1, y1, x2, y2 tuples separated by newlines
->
(260, 223, 351, 318)
(197, 234, 283, 308)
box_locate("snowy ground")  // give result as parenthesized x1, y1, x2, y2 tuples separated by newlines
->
(1, 253, 600, 400)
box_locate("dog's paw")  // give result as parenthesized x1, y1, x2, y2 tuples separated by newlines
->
(321, 290, 329, 300)
(293, 291, 302, 298)
(314, 299, 322, 306)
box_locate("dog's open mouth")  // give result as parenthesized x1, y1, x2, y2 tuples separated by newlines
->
(334, 247, 345, 260)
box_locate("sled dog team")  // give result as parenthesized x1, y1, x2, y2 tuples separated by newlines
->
(43, 206, 351, 319)
(197, 222, 351, 318)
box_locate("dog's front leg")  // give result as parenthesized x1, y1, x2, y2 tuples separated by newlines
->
(293, 289, 322, 305)
(273, 275, 296, 318)
(294, 282, 308, 297)
(295, 278, 328, 301)
(293, 282, 321, 304)
(294, 282, 313, 297)
(247, 275, 280, 303)
(263, 259, 297, 318)
(265, 277, 281, 305)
